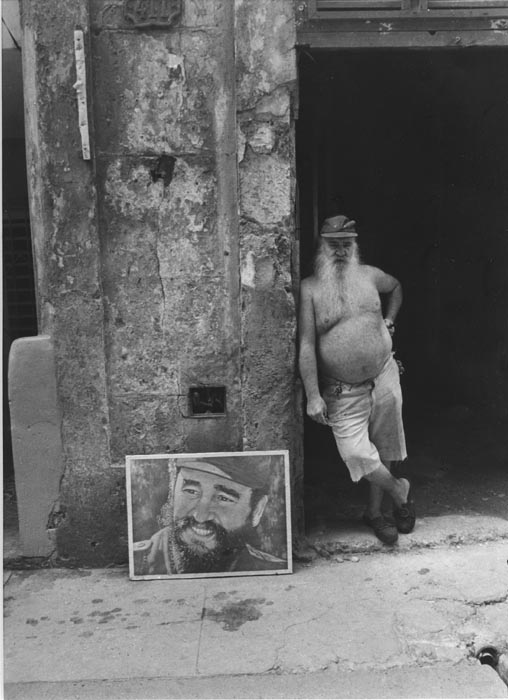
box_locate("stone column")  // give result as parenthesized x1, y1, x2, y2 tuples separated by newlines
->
(21, 0, 120, 564)
(90, 0, 243, 465)
(20, 0, 303, 562)
(235, 0, 304, 533)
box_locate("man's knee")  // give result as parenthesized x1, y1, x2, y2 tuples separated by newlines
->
(337, 438, 376, 465)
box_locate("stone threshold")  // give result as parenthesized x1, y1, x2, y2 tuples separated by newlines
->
(297, 513, 508, 562)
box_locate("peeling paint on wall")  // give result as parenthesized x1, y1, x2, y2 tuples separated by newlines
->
(249, 124, 276, 154)
(241, 250, 256, 288)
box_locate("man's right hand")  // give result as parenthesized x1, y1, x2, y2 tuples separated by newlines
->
(307, 396, 329, 425)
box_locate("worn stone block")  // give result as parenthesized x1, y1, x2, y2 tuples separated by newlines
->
(183, 413, 242, 454)
(248, 123, 276, 154)
(235, 0, 297, 111)
(182, 0, 224, 27)
(97, 153, 240, 406)
(92, 28, 224, 156)
(240, 152, 292, 225)
(110, 396, 187, 462)
(56, 468, 128, 565)
(239, 222, 297, 454)
(255, 87, 291, 121)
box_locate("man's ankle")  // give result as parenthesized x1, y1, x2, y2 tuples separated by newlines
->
(393, 477, 409, 506)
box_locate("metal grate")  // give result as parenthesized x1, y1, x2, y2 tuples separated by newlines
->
(3, 208, 38, 340)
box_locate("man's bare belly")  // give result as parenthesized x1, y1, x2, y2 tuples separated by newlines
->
(318, 314, 392, 384)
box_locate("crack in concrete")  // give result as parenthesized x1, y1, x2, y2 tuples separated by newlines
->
(392, 590, 508, 669)
(399, 583, 508, 610)
(153, 231, 166, 335)
(468, 595, 508, 607)
(272, 610, 330, 669)
(194, 587, 207, 675)
(392, 606, 474, 666)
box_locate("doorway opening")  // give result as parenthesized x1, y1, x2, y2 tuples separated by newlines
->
(296, 48, 508, 532)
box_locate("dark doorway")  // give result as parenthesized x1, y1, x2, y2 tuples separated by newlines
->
(297, 48, 508, 531)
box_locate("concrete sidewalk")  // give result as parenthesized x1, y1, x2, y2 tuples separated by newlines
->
(4, 536, 508, 699)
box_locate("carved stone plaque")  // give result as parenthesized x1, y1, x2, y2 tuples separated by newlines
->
(123, 0, 182, 28)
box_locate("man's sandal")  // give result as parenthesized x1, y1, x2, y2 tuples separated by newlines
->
(393, 481, 416, 534)
(362, 514, 398, 545)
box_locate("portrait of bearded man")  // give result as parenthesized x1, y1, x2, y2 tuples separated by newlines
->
(129, 453, 290, 578)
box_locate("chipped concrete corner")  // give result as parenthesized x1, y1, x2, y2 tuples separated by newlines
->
(20, 0, 301, 564)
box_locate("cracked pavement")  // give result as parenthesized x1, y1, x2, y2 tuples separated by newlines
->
(4, 537, 508, 698)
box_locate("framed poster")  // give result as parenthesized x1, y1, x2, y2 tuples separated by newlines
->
(126, 451, 292, 579)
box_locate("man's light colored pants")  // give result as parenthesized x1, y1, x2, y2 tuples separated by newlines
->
(323, 355, 407, 482)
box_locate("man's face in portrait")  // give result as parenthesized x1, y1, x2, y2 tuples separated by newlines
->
(172, 466, 267, 572)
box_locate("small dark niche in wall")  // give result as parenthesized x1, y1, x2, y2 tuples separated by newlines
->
(150, 155, 176, 187)
(189, 387, 226, 417)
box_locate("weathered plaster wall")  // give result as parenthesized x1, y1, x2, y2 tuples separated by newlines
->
(21, 0, 302, 563)
(90, 1, 244, 465)
(235, 0, 303, 529)
(21, 1, 123, 564)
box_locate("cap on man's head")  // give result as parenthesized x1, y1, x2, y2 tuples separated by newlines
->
(175, 455, 272, 492)
(320, 215, 357, 239)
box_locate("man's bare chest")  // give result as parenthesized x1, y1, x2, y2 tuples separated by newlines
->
(314, 280, 381, 335)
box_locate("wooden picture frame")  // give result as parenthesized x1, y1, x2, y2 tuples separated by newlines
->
(126, 451, 293, 580)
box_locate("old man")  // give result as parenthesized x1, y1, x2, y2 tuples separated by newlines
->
(133, 455, 286, 575)
(299, 214, 415, 545)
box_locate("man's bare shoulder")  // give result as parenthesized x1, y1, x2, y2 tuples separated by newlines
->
(361, 264, 390, 283)
(361, 264, 385, 277)
(362, 264, 400, 292)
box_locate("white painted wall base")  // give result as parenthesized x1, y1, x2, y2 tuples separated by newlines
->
(8, 335, 64, 557)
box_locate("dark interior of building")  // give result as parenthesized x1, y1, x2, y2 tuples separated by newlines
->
(297, 48, 508, 531)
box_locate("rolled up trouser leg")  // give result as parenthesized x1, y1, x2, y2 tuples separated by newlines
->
(369, 356, 407, 463)
(323, 357, 407, 481)
(324, 385, 382, 482)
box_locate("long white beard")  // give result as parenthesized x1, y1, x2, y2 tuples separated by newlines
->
(314, 241, 362, 317)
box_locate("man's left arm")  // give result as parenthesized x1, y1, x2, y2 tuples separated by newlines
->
(370, 267, 403, 330)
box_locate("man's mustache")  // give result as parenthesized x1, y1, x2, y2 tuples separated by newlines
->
(176, 515, 223, 536)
